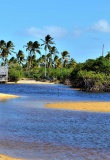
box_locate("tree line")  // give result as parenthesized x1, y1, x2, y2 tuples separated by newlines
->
(0, 35, 76, 80)
(70, 54, 110, 92)
(0, 35, 76, 72)
(0, 34, 110, 92)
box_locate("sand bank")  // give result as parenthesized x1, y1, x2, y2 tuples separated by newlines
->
(0, 154, 23, 160)
(0, 93, 19, 100)
(7, 79, 55, 84)
(46, 102, 110, 112)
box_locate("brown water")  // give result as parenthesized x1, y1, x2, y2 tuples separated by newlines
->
(0, 84, 110, 160)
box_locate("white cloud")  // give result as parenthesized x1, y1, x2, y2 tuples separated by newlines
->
(92, 19, 110, 33)
(72, 28, 82, 37)
(25, 26, 67, 38)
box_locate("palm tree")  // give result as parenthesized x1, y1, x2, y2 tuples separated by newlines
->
(24, 41, 33, 54)
(24, 41, 33, 70)
(31, 55, 37, 68)
(24, 40, 41, 69)
(46, 53, 52, 68)
(32, 41, 41, 57)
(54, 55, 59, 68)
(0, 40, 15, 65)
(41, 35, 54, 77)
(0, 40, 6, 64)
(68, 58, 76, 68)
(0, 40, 6, 50)
(37, 55, 45, 68)
(16, 50, 25, 65)
(61, 50, 70, 67)
(8, 57, 17, 66)
(6, 41, 15, 54)
(49, 46, 58, 68)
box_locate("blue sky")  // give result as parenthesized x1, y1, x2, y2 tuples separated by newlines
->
(0, 0, 110, 62)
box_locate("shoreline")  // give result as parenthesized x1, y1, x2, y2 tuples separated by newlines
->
(0, 79, 57, 100)
(46, 101, 110, 112)
(7, 79, 55, 84)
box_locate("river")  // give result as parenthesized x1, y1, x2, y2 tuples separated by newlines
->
(0, 84, 110, 160)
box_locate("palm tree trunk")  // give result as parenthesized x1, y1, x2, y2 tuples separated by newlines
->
(45, 51, 47, 77)
(45, 50, 47, 77)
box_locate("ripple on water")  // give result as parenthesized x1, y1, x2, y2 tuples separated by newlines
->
(0, 84, 110, 159)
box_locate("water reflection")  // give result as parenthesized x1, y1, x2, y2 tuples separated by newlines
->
(0, 84, 110, 159)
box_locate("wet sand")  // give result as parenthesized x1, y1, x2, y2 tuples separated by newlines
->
(0, 154, 23, 160)
(46, 102, 110, 112)
(0, 93, 19, 100)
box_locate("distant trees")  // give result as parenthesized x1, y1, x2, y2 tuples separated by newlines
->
(1, 35, 110, 92)
(70, 55, 110, 92)
(0, 40, 15, 65)
(0, 35, 76, 72)
(0, 35, 76, 83)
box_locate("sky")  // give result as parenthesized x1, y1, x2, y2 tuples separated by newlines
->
(0, 0, 110, 62)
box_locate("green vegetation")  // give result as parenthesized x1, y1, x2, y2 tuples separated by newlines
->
(0, 35, 110, 92)
(70, 56, 110, 92)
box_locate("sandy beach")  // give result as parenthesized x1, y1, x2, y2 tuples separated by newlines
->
(7, 79, 55, 84)
(46, 101, 110, 112)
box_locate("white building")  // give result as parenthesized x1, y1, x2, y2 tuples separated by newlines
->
(0, 66, 8, 83)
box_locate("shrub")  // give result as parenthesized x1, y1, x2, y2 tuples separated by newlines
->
(9, 69, 21, 82)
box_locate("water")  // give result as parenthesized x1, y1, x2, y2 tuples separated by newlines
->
(0, 84, 110, 160)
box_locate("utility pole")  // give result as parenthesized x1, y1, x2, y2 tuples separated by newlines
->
(102, 44, 104, 57)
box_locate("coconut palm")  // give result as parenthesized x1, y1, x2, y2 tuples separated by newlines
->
(54, 55, 59, 68)
(6, 41, 15, 54)
(8, 57, 17, 65)
(49, 46, 58, 68)
(61, 50, 70, 67)
(24, 41, 33, 54)
(32, 41, 41, 56)
(37, 55, 46, 68)
(46, 53, 52, 68)
(24, 40, 41, 69)
(0, 40, 15, 65)
(0, 48, 8, 65)
(31, 55, 37, 68)
(56, 58, 62, 68)
(0, 40, 6, 50)
(41, 35, 54, 77)
(16, 50, 25, 65)
(68, 58, 76, 68)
